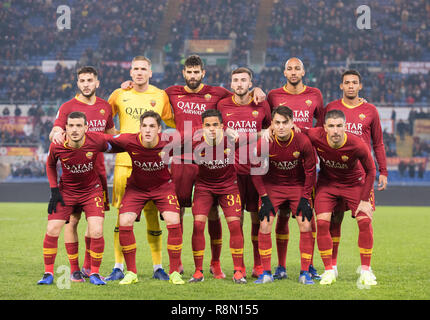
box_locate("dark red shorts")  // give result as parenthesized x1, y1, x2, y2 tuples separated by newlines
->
(119, 181, 180, 221)
(333, 187, 376, 213)
(237, 174, 259, 213)
(192, 186, 242, 218)
(259, 184, 303, 218)
(49, 188, 105, 222)
(171, 162, 198, 207)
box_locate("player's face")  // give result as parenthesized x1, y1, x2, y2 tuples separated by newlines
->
(140, 117, 161, 143)
(272, 113, 294, 139)
(202, 116, 223, 140)
(231, 73, 252, 97)
(66, 118, 88, 143)
(324, 117, 346, 145)
(183, 65, 205, 90)
(284, 59, 305, 86)
(340, 74, 362, 99)
(130, 60, 152, 86)
(77, 73, 99, 98)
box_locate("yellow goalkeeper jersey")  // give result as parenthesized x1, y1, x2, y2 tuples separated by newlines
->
(108, 85, 176, 166)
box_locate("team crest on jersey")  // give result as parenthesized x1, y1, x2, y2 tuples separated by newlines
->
(305, 99, 312, 107)
(293, 151, 300, 158)
(341, 155, 349, 162)
(86, 152, 94, 159)
(359, 113, 366, 121)
(224, 148, 231, 155)
(158, 151, 165, 158)
(252, 110, 259, 118)
(204, 94, 212, 101)
(100, 109, 105, 115)
(150, 100, 156, 107)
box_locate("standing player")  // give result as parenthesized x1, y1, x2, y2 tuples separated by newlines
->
(105, 111, 184, 285)
(266, 57, 323, 280)
(49, 66, 116, 282)
(106, 56, 176, 281)
(251, 106, 316, 284)
(324, 70, 388, 276)
(188, 109, 246, 284)
(217, 67, 271, 278)
(39, 112, 111, 286)
(304, 110, 377, 286)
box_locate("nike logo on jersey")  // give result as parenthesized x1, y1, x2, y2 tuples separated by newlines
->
(61, 158, 69, 161)
(177, 95, 185, 98)
(317, 148, 325, 153)
(226, 113, 233, 116)
(269, 154, 277, 157)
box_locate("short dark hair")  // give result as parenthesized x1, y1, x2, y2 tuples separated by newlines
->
(201, 109, 222, 123)
(140, 110, 161, 126)
(272, 106, 293, 121)
(184, 55, 204, 69)
(77, 66, 98, 78)
(325, 109, 346, 123)
(67, 111, 87, 124)
(342, 69, 362, 83)
(231, 67, 253, 81)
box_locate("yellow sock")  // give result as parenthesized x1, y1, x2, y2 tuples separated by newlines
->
(113, 212, 124, 265)
(144, 201, 163, 267)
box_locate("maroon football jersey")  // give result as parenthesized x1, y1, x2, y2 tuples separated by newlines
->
(252, 131, 316, 200)
(217, 95, 272, 175)
(106, 133, 173, 192)
(324, 99, 387, 176)
(267, 85, 324, 128)
(46, 132, 109, 193)
(305, 127, 376, 201)
(54, 96, 114, 132)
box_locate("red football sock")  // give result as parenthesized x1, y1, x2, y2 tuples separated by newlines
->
(227, 220, 244, 271)
(192, 220, 206, 271)
(167, 223, 183, 274)
(90, 236, 104, 275)
(330, 221, 342, 266)
(258, 231, 272, 272)
(251, 223, 261, 267)
(208, 218, 222, 264)
(299, 231, 314, 271)
(310, 215, 317, 265)
(357, 215, 373, 270)
(119, 226, 137, 274)
(43, 234, 58, 274)
(65, 242, 80, 273)
(317, 219, 333, 270)
(275, 214, 289, 267)
(82, 236, 91, 270)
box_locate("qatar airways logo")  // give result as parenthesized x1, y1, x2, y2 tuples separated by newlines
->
(293, 110, 310, 122)
(63, 162, 94, 173)
(176, 101, 207, 115)
(270, 159, 299, 170)
(197, 157, 230, 170)
(320, 156, 348, 169)
(345, 122, 363, 136)
(133, 160, 165, 171)
(88, 119, 107, 132)
(227, 120, 257, 133)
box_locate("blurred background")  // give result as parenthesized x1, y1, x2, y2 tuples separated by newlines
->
(0, 0, 429, 195)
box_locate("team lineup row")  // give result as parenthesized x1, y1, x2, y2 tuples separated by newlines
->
(38, 55, 387, 287)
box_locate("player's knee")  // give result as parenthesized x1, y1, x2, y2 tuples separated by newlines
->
(259, 220, 272, 234)
(162, 211, 180, 225)
(46, 222, 63, 237)
(356, 216, 372, 231)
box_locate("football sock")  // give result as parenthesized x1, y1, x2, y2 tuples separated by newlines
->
(119, 226, 137, 274)
(192, 220, 206, 271)
(144, 202, 163, 268)
(251, 223, 261, 267)
(65, 242, 80, 273)
(275, 214, 289, 267)
(299, 231, 314, 271)
(166, 223, 183, 274)
(82, 236, 91, 270)
(227, 220, 244, 271)
(310, 215, 317, 265)
(90, 236, 104, 275)
(357, 215, 373, 270)
(317, 219, 333, 270)
(113, 213, 124, 268)
(208, 218, 222, 264)
(258, 231, 272, 272)
(330, 221, 342, 266)
(43, 234, 58, 274)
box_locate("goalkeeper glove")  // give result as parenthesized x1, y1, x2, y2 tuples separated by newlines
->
(296, 197, 313, 222)
(258, 195, 276, 222)
(48, 187, 65, 214)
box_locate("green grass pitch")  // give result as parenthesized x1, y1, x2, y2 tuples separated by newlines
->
(0, 203, 429, 300)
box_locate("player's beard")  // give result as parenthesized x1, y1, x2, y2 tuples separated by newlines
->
(287, 77, 302, 86)
(345, 92, 358, 100)
(80, 87, 96, 99)
(234, 88, 249, 97)
(185, 78, 202, 90)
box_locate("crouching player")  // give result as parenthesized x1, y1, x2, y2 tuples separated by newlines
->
(106, 111, 184, 285)
(39, 111, 111, 286)
(251, 106, 317, 284)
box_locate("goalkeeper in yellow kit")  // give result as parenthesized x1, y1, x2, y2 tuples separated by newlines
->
(105, 56, 176, 281)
